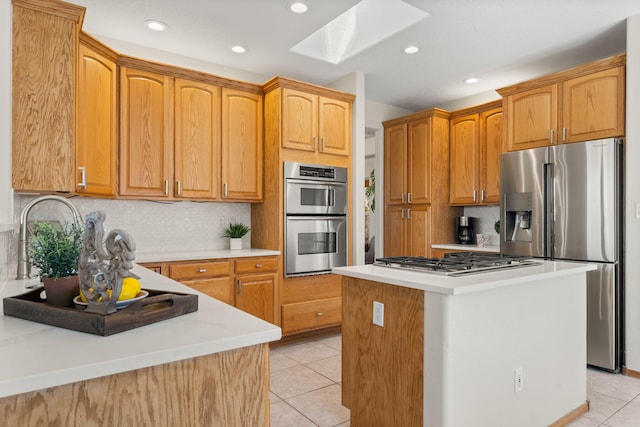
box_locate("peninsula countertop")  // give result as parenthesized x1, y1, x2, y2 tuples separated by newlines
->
(0, 264, 282, 399)
(333, 260, 596, 295)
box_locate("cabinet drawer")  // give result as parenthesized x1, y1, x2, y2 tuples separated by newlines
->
(182, 277, 233, 305)
(281, 297, 342, 335)
(169, 261, 231, 280)
(283, 274, 342, 304)
(234, 257, 278, 274)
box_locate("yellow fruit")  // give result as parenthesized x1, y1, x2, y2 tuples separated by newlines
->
(119, 277, 141, 301)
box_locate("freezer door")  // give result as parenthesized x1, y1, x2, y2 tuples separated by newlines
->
(586, 262, 620, 371)
(500, 147, 547, 257)
(550, 139, 620, 262)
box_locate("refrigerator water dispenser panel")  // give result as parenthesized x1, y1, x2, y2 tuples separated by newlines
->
(505, 192, 533, 242)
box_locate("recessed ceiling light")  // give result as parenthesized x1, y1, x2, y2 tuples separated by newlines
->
(463, 77, 480, 84)
(231, 45, 248, 54)
(289, 1, 308, 14)
(144, 19, 168, 32)
(402, 45, 419, 54)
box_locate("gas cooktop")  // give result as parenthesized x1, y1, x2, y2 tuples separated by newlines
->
(373, 253, 540, 276)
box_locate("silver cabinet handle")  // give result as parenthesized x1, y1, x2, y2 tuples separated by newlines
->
(164, 179, 169, 195)
(401, 193, 405, 204)
(407, 192, 412, 204)
(313, 136, 317, 150)
(176, 180, 182, 196)
(473, 190, 477, 202)
(481, 190, 485, 202)
(316, 312, 324, 317)
(562, 127, 567, 142)
(224, 183, 228, 198)
(401, 208, 405, 219)
(549, 129, 555, 144)
(321, 137, 326, 152)
(198, 268, 207, 273)
(407, 208, 411, 219)
(255, 263, 262, 268)
(77, 166, 86, 188)
(237, 279, 242, 294)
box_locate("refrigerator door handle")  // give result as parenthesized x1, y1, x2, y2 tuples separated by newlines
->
(543, 162, 554, 259)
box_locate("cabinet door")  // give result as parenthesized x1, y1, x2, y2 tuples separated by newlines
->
(76, 44, 117, 196)
(449, 114, 479, 205)
(506, 84, 558, 151)
(235, 273, 275, 323)
(221, 88, 263, 201)
(407, 205, 431, 257)
(183, 277, 234, 306)
(384, 123, 408, 205)
(174, 79, 220, 200)
(407, 118, 431, 204)
(479, 108, 503, 204)
(282, 88, 318, 152)
(384, 205, 406, 257)
(12, 3, 77, 192)
(562, 66, 625, 143)
(318, 96, 350, 156)
(119, 67, 173, 197)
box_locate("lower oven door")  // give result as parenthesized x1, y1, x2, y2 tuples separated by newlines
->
(285, 215, 347, 277)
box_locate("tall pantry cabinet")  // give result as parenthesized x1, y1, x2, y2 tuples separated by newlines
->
(382, 109, 462, 257)
(253, 77, 354, 335)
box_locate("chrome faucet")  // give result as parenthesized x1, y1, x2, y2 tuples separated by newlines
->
(16, 195, 83, 279)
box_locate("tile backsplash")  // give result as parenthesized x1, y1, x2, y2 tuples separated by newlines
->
(8, 195, 251, 268)
(463, 205, 501, 246)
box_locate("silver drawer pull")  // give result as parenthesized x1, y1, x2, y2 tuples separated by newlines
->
(316, 312, 323, 317)
(198, 268, 207, 273)
(255, 263, 262, 268)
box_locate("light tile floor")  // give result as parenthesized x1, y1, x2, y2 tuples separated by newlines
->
(270, 333, 640, 427)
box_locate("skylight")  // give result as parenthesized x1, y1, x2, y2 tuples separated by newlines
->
(290, 0, 429, 64)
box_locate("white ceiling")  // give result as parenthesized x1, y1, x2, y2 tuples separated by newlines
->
(72, 0, 640, 111)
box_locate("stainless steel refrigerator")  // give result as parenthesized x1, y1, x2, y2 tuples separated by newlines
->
(500, 138, 623, 372)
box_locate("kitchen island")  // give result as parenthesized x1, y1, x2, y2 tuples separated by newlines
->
(0, 264, 281, 426)
(333, 260, 595, 427)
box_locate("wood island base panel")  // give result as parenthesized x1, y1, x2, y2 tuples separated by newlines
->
(0, 344, 270, 427)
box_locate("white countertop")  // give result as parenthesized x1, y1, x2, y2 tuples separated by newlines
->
(432, 243, 500, 253)
(136, 248, 280, 263)
(333, 260, 596, 295)
(0, 264, 281, 399)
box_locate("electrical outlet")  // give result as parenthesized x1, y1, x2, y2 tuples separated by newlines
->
(217, 216, 226, 227)
(373, 301, 384, 327)
(514, 368, 524, 393)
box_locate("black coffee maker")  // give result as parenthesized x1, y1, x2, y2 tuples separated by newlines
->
(457, 216, 474, 244)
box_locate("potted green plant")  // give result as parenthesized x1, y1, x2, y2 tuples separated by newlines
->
(222, 222, 250, 250)
(29, 221, 83, 306)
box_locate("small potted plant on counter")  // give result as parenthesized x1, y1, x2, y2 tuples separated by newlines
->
(222, 222, 250, 250)
(29, 221, 83, 306)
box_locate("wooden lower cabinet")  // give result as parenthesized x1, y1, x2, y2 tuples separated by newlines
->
(281, 274, 342, 335)
(235, 273, 276, 323)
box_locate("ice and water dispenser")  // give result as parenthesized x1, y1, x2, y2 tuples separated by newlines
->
(504, 192, 533, 242)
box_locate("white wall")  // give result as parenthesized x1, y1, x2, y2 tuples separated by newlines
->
(0, 0, 12, 226)
(625, 13, 640, 373)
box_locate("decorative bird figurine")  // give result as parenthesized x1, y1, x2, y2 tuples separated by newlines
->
(78, 211, 138, 315)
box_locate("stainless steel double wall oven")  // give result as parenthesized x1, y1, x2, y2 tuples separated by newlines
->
(284, 162, 347, 277)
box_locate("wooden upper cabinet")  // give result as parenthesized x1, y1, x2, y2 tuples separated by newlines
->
(221, 88, 263, 201)
(407, 118, 431, 205)
(384, 123, 408, 205)
(282, 88, 317, 152)
(449, 114, 479, 205)
(318, 97, 351, 156)
(119, 67, 173, 197)
(562, 66, 625, 143)
(449, 102, 502, 206)
(281, 88, 350, 156)
(12, 0, 84, 192)
(499, 54, 625, 152)
(480, 107, 503, 204)
(76, 42, 117, 196)
(174, 78, 221, 200)
(505, 84, 558, 151)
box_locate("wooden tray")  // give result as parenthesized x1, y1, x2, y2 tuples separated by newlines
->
(3, 289, 198, 336)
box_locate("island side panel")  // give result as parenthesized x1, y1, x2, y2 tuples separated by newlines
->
(0, 344, 270, 426)
(342, 277, 424, 427)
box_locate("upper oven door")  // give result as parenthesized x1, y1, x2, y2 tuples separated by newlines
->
(285, 179, 347, 215)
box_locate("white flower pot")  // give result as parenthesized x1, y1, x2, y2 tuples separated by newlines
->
(229, 238, 242, 250)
